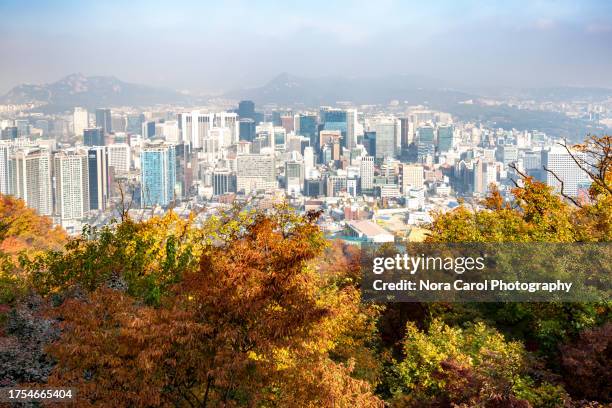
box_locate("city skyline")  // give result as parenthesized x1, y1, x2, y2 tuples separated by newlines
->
(1, 0, 612, 94)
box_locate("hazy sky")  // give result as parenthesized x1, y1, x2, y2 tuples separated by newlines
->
(1, 0, 611, 94)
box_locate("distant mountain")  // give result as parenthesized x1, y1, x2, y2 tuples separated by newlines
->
(1, 73, 191, 111)
(224, 73, 473, 107)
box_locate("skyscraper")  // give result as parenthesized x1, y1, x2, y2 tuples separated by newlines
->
(285, 160, 304, 195)
(95, 108, 112, 135)
(238, 100, 255, 120)
(9, 148, 53, 216)
(107, 143, 131, 174)
(320, 108, 348, 148)
(142, 121, 156, 139)
(297, 114, 318, 149)
(73, 107, 89, 137)
(399, 118, 415, 147)
(418, 125, 435, 145)
(239, 119, 256, 142)
(54, 149, 89, 220)
(1, 127, 18, 141)
(542, 145, 591, 197)
(402, 164, 424, 192)
(0, 143, 11, 195)
(87, 147, 109, 211)
(437, 125, 454, 152)
(360, 155, 374, 191)
(126, 114, 145, 134)
(345, 109, 358, 150)
(212, 169, 237, 196)
(236, 153, 276, 193)
(84, 127, 104, 146)
(370, 118, 398, 159)
(141, 142, 176, 207)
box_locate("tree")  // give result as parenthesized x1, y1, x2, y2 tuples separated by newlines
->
(388, 319, 567, 408)
(44, 207, 383, 407)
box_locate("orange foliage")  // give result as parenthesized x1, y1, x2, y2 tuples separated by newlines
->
(0, 194, 67, 255)
(46, 211, 383, 407)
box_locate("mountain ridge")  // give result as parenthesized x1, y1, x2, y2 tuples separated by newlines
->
(1, 73, 191, 111)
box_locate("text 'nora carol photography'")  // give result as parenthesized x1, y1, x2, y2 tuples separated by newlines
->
(361, 243, 611, 302)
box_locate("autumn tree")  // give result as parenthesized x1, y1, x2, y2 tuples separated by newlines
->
(382, 136, 611, 406)
(43, 207, 383, 407)
(387, 319, 568, 407)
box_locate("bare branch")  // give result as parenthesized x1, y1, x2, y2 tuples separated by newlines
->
(542, 165, 583, 208)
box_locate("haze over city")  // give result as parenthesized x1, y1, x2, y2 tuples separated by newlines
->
(1, 0, 612, 94)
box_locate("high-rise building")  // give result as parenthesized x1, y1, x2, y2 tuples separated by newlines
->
(473, 160, 497, 195)
(346, 109, 358, 150)
(402, 164, 424, 192)
(285, 160, 304, 195)
(0, 143, 11, 194)
(180, 111, 238, 151)
(370, 118, 398, 159)
(87, 147, 109, 211)
(236, 154, 276, 193)
(297, 114, 318, 148)
(95, 108, 112, 134)
(1, 127, 18, 141)
(106, 143, 131, 174)
(418, 125, 435, 145)
(54, 149, 89, 220)
(280, 115, 294, 134)
(304, 146, 315, 176)
(96, 108, 113, 135)
(142, 121, 156, 139)
(15, 120, 29, 137)
(157, 120, 180, 143)
(73, 107, 89, 137)
(10, 148, 53, 216)
(542, 145, 591, 197)
(238, 100, 255, 120)
(437, 125, 453, 152)
(212, 169, 237, 196)
(239, 119, 256, 142)
(83, 127, 104, 146)
(399, 118, 415, 147)
(141, 142, 176, 207)
(360, 155, 374, 191)
(126, 114, 145, 134)
(320, 108, 348, 148)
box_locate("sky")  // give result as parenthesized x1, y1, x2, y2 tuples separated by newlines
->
(1, 0, 611, 94)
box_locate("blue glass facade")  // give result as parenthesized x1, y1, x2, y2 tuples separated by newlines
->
(141, 144, 176, 207)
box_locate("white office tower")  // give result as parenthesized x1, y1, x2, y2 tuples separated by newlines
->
(285, 160, 304, 196)
(9, 148, 53, 216)
(360, 155, 374, 191)
(0, 142, 11, 194)
(402, 164, 424, 193)
(214, 112, 239, 144)
(158, 120, 180, 143)
(180, 111, 212, 149)
(54, 150, 89, 220)
(180, 112, 238, 152)
(87, 147, 108, 211)
(106, 143, 131, 174)
(73, 107, 89, 137)
(236, 154, 276, 193)
(542, 145, 591, 197)
(346, 109, 358, 149)
(304, 146, 315, 176)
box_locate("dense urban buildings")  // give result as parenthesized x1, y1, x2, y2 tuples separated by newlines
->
(0, 95, 605, 238)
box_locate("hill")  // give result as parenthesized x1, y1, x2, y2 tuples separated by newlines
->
(0, 73, 191, 111)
